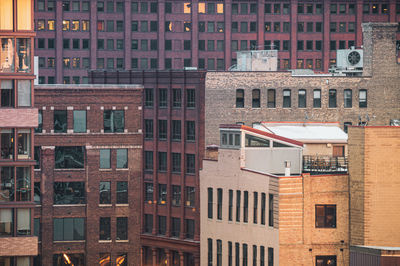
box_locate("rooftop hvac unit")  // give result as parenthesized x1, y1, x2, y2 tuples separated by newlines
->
(336, 48, 363, 69)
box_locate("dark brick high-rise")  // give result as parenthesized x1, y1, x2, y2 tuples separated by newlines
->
(34, 0, 400, 84)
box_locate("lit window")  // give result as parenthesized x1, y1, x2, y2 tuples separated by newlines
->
(184, 3, 191, 13)
(315, 205, 336, 228)
(198, 3, 205, 13)
(62, 20, 70, 31)
(17, 0, 32, 30)
(72, 20, 79, 31)
(82, 20, 89, 31)
(0, 0, 13, 30)
(217, 3, 224, 13)
(48, 20, 55, 30)
(37, 20, 45, 30)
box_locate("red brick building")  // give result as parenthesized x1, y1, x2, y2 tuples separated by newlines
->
(0, 0, 39, 264)
(34, 0, 400, 84)
(90, 70, 206, 265)
(33, 84, 142, 265)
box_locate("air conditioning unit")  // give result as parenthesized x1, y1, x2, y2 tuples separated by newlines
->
(336, 48, 363, 69)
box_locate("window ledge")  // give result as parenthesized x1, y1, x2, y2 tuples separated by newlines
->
(116, 204, 129, 207)
(116, 239, 129, 243)
(54, 168, 85, 171)
(99, 169, 112, 171)
(99, 240, 112, 243)
(34, 169, 41, 172)
(53, 204, 86, 207)
(116, 168, 129, 171)
(53, 240, 86, 243)
(99, 204, 112, 207)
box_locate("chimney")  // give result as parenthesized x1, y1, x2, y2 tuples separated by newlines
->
(362, 23, 398, 77)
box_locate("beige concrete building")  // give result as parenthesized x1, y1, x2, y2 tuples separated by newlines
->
(348, 126, 400, 265)
(200, 125, 304, 266)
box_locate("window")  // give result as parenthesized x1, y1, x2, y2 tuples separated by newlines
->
(187, 89, 195, 108)
(297, 22, 304, 32)
(228, 190, 233, 221)
(268, 248, 274, 266)
(158, 216, 166, 235)
(236, 190, 241, 222)
(228, 242, 233, 266)
(144, 151, 153, 171)
(116, 21, 124, 32)
(217, 188, 223, 220)
(252, 89, 260, 108)
(116, 149, 128, 169)
(34, 147, 41, 170)
(186, 121, 195, 141)
(236, 89, 244, 108)
(99, 181, 111, 204)
(315, 205, 336, 228)
(283, 90, 291, 108)
(72, 110, 86, 133)
(99, 149, 111, 169)
(316, 256, 337, 266)
(253, 192, 258, 224)
(171, 217, 180, 237)
(235, 243, 240, 266)
(243, 244, 248, 266)
(54, 182, 85, 204)
(53, 218, 84, 241)
(171, 185, 181, 207)
(116, 217, 127, 240)
(185, 186, 195, 207)
(145, 88, 153, 107)
(116, 181, 128, 204)
(330, 4, 337, 14)
(208, 188, 213, 219)
(144, 214, 152, 233)
(329, 89, 337, 108)
(313, 89, 321, 108)
(265, 4, 271, 13)
(208, 238, 213, 266)
(243, 191, 248, 223)
(216, 239, 222, 266)
(264, 22, 271, 32)
(217, 22, 224, 33)
(17, 80, 31, 107)
(261, 193, 266, 225)
(103, 110, 124, 133)
(186, 154, 195, 174)
(344, 89, 352, 108)
(185, 219, 194, 239)
(158, 152, 167, 172)
(298, 90, 306, 108)
(99, 217, 111, 240)
(55, 146, 84, 169)
(158, 120, 167, 140)
(297, 41, 303, 51)
(339, 22, 346, 33)
(359, 90, 367, 108)
(158, 184, 167, 204)
(82, 2, 89, 11)
(172, 153, 181, 173)
(144, 183, 153, 202)
(372, 4, 378, 14)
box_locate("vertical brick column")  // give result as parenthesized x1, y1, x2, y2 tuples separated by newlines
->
(257, 0, 265, 51)
(158, 0, 166, 69)
(290, 0, 298, 69)
(124, 0, 132, 69)
(90, 0, 98, 71)
(323, 0, 331, 72)
(224, 0, 232, 69)
(55, 2, 63, 84)
(191, 0, 199, 68)
(355, 0, 363, 47)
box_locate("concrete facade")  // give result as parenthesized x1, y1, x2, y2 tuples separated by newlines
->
(348, 126, 400, 248)
(34, 84, 143, 265)
(34, 0, 400, 84)
(205, 23, 400, 147)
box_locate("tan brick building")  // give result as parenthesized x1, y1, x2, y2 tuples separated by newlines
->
(205, 23, 400, 147)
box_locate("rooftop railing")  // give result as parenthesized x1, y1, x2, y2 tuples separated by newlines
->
(303, 155, 348, 175)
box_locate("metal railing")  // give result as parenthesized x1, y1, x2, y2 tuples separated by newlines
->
(303, 155, 348, 175)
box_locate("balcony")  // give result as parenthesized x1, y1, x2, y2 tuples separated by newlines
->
(303, 155, 348, 175)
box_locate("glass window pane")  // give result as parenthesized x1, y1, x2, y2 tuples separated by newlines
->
(74, 218, 84, 240)
(17, 0, 32, 30)
(0, 209, 13, 236)
(99, 181, 111, 204)
(100, 149, 111, 169)
(0, 38, 15, 72)
(17, 208, 30, 235)
(53, 218, 63, 241)
(17, 130, 31, 159)
(116, 149, 128, 168)
(73, 111, 86, 133)
(18, 80, 31, 107)
(0, 0, 13, 30)
(16, 39, 31, 72)
(116, 181, 128, 204)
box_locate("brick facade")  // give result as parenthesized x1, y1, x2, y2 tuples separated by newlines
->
(34, 84, 143, 265)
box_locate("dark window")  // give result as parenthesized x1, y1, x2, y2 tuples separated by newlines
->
(187, 89, 195, 108)
(216, 239, 222, 266)
(99, 149, 111, 169)
(144, 214, 152, 233)
(35, 110, 42, 133)
(53, 218, 84, 241)
(150, 21, 158, 32)
(243, 244, 248, 266)
(316, 256, 337, 266)
(172, 153, 181, 173)
(158, 184, 167, 205)
(34, 218, 40, 241)
(313, 89, 321, 108)
(54, 182, 85, 205)
(159, 88, 167, 107)
(297, 40, 304, 51)
(359, 90, 367, 108)
(235, 243, 240, 266)
(208, 188, 213, 219)
(243, 191, 248, 223)
(232, 22, 238, 33)
(236, 190, 241, 222)
(185, 219, 194, 239)
(269, 194, 274, 227)
(236, 89, 244, 108)
(158, 152, 167, 172)
(330, 4, 337, 14)
(229, 190, 233, 221)
(344, 89, 352, 108)
(172, 120, 181, 141)
(99, 217, 111, 240)
(116, 149, 128, 169)
(172, 185, 181, 206)
(283, 40, 289, 51)
(268, 248, 274, 266)
(283, 89, 291, 108)
(99, 181, 111, 204)
(264, 3, 271, 13)
(186, 121, 195, 141)
(144, 183, 153, 202)
(186, 154, 195, 174)
(252, 89, 260, 108)
(54, 110, 67, 133)
(103, 110, 124, 133)
(329, 89, 337, 108)
(145, 119, 153, 139)
(217, 188, 223, 220)
(298, 90, 306, 108)
(145, 88, 153, 107)
(315, 205, 336, 228)
(184, 40, 191, 50)
(144, 151, 153, 171)
(158, 216, 166, 235)
(171, 217, 180, 237)
(116, 217, 127, 240)
(199, 22, 205, 32)
(55, 146, 84, 169)
(34, 181, 41, 204)
(228, 242, 233, 266)
(158, 120, 167, 140)
(165, 2, 172, 13)
(185, 186, 195, 207)
(261, 193, 266, 225)
(116, 181, 128, 204)
(208, 238, 213, 266)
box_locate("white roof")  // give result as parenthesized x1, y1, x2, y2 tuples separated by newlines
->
(254, 122, 348, 143)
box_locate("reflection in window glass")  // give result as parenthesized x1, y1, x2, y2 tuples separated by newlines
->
(116, 149, 128, 168)
(0, 0, 13, 30)
(17, 80, 31, 107)
(0, 167, 14, 202)
(116, 181, 128, 204)
(0, 38, 15, 72)
(16, 39, 31, 73)
(54, 182, 85, 204)
(17, 0, 32, 30)
(1, 129, 13, 160)
(99, 181, 111, 204)
(16, 167, 31, 201)
(55, 146, 84, 169)
(73, 110, 86, 133)
(53, 253, 85, 266)
(0, 209, 13, 236)
(17, 129, 30, 159)
(100, 149, 111, 169)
